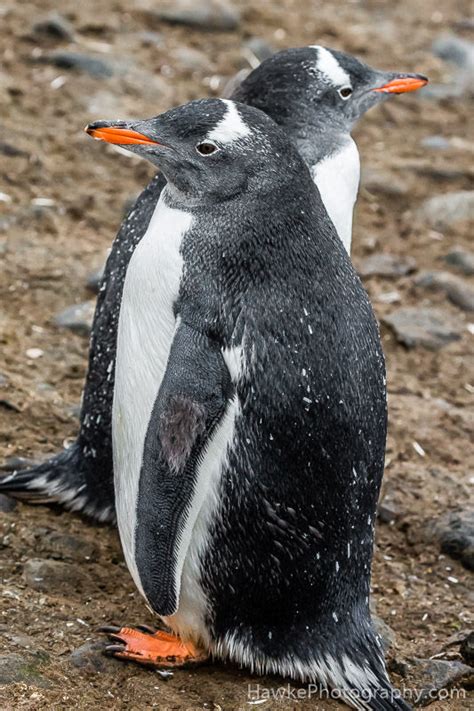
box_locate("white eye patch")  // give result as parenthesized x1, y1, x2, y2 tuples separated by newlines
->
(207, 99, 251, 145)
(311, 45, 351, 87)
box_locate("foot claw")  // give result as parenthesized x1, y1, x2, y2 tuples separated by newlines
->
(98, 625, 122, 634)
(99, 624, 208, 668)
(136, 624, 157, 635)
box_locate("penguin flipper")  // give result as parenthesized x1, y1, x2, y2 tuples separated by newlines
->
(131, 321, 233, 617)
(100, 625, 208, 667)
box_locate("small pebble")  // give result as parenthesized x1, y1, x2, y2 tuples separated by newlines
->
(25, 348, 44, 360)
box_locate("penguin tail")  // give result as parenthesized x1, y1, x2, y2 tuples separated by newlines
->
(319, 627, 412, 711)
(0, 444, 115, 523)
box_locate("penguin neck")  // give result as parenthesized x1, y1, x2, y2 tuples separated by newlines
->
(294, 129, 360, 255)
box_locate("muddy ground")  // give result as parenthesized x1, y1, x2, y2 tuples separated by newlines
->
(0, 0, 473, 709)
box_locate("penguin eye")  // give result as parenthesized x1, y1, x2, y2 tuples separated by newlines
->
(338, 86, 353, 100)
(196, 141, 219, 156)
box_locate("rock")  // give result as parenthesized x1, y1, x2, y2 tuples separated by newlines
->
(32, 13, 74, 41)
(222, 68, 251, 98)
(0, 141, 30, 157)
(444, 248, 474, 276)
(460, 632, 474, 665)
(377, 500, 398, 524)
(53, 301, 95, 335)
(432, 34, 474, 70)
(170, 46, 213, 72)
(0, 494, 17, 512)
(397, 657, 473, 705)
(70, 640, 122, 673)
(23, 558, 90, 592)
(431, 510, 474, 571)
(416, 271, 474, 311)
(1, 456, 39, 471)
(38, 531, 99, 562)
(361, 169, 408, 197)
(145, 0, 241, 31)
(136, 31, 164, 48)
(86, 265, 105, 294)
(372, 615, 396, 654)
(423, 34, 474, 99)
(421, 135, 450, 150)
(123, 194, 139, 216)
(357, 253, 417, 279)
(383, 307, 463, 350)
(39, 51, 115, 79)
(417, 191, 474, 230)
(0, 652, 50, 686)
(243, 37, 274, 63)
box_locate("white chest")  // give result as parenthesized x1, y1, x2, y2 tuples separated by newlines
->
(311, 138, 360, 255)
(112, 196, 193, 594)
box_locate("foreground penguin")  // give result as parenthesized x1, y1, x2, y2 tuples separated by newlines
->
(85, 98, 409, 711)
(0, 46, 427, 523)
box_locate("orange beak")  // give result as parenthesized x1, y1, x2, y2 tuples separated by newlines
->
(85, 125, 159, 146)
(373, 75, 428, 94)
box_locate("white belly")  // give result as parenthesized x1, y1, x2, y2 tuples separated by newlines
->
(112, 193, 193, 596)
(311, 138, 360, 254)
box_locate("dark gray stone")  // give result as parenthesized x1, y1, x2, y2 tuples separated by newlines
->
(372, 615, 396, 654)
(0, 141, 30, 158)
(398, 657, 473, 705)
(243, 37, 274, 62)
(417, 191, 474, 230)
(147, 0, 240, 31)
(123, 194, 139, 217)
(416, 271, 474, 312)
(70, 640, 122, 673)
(39, 51, 115, 78)
(444, 248, 474, 276)
(86, 265, 105, 294)
(357, 253, 417, 279)
(0, 494, 17, 512)
(32, 13, 74, 41)
(39, 531, 99, 562)
(432, 510, 474, 570)
(136, 31, 165, 47)
(383, 307, 463, 350)
(53, 301, 95, 335)
(432, 34, 474, 70)
(377, 500, 399, 524)
(361, 169, 408, 197)
(0, 652, 50, 686)
(1, 456, 39, 471)
(170, 46, 213, 71)
(23, 558, 90, 592)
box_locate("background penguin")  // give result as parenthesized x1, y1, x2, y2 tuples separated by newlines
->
(85, 98, 409, 711)
(0, 46, 427, 524)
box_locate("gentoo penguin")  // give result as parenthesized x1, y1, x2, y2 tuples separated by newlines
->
(0, 46, 427, 524)
(85, 98, 408, 711)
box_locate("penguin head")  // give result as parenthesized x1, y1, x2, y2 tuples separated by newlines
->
(233, 45, 427, 136)
(86, 99, 303, 200)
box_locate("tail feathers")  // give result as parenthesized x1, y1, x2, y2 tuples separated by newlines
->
(0, 445, 115, 523)
(217, 619, 412, 711)
(308, 648, 411, 711)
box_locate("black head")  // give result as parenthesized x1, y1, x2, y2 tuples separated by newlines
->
(233, 45, 427, 139)
(86, 99, 304, 202)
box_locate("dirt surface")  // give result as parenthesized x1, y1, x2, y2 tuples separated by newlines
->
(1, 0, 473, 709)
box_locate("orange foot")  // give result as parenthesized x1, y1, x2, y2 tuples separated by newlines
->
(99, 624, 208, 668)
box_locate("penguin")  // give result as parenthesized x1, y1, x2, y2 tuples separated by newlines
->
(0, 46, 427, 524)
(85, 98, 409, 711)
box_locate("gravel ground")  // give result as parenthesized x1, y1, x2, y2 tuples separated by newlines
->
(0, 0, 473, 708)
